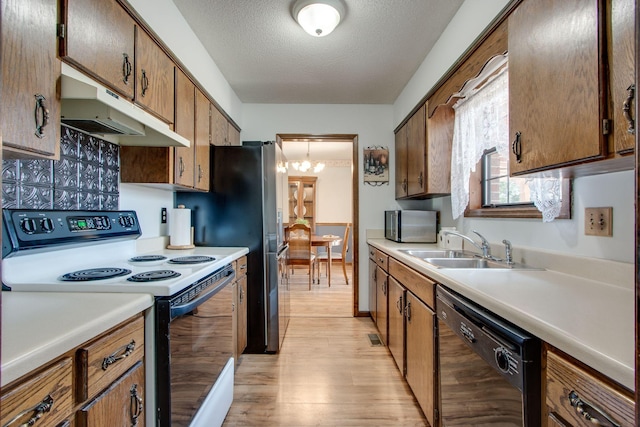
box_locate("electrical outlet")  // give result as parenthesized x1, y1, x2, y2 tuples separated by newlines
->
(161, 208, 167, 224)
(585, 207, 612, 237)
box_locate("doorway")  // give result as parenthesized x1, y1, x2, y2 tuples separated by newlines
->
(277, 134, 359, 317)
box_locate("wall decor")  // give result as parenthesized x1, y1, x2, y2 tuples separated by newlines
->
(363, 146, 389, 185)
(2, 126, 119, 210)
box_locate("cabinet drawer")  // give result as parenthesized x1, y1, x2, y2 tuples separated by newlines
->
(373, 248, 389, 271)
(368, 245, 376, 261)
(388, 257, 435, 309)
(236, 256, 248, 276)
(545, 349, 634, 427)
(77, 314, 145, 401)
(1, 356, 73, 427)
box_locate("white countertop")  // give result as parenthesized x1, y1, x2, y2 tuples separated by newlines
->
(1, 292, 154, 387)
(368, 238, 635, 391)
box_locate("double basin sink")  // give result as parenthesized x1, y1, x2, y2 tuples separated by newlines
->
(399, 249, 542, 270)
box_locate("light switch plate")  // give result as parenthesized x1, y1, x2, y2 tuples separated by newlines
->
(585, 207, 612, 237)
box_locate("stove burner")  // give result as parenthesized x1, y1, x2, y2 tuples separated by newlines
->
(168, 256, 216, 265)
(129, 255, 167, 262)
(127, 270, 181, 282)
(60, 268, 132, 282)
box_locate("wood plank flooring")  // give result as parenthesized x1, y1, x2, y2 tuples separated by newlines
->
(223, 264, 429, 426)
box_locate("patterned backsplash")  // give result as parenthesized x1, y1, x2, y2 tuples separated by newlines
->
(2, 126, 119, 210)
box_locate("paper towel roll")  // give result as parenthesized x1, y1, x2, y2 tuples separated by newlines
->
(169, 205, 193, 248)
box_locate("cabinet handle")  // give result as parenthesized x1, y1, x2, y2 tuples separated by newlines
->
(122, 53, 132, 85)
(34, 94, 49, 139)
(396, 295, 403, 314)
(239, 285, 244, 303)
(511, 131, 522, 163)
(129, 384, 143, 426)
(406, 301, 412, 321)
(102, 340, 136, 370)
(402, 178, 407, 193)
(179, 157, 185, 177)
(568, 390, 621, 427)
(198, 164, 203, 182)
(418, 171, 423, 188)
(140, 69, 149, 97)
(382, 279, 387, 296)
(3, 394, 54, 427)
(623, 84, 635, 135)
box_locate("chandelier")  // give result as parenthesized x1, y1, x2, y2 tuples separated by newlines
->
(290, 141, 325, 173)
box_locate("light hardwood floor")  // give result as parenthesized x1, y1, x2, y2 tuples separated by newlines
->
(223, 264, 429, 426)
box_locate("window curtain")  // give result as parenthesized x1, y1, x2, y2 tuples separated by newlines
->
(450, 68, 562, 222)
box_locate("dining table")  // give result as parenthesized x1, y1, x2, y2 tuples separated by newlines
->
(311, 235, 341, 286)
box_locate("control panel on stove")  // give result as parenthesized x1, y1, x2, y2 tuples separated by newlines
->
(2, 209, 141, 256)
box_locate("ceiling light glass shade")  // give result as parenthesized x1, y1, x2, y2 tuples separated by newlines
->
(313, 162, 325, 172)
(293, 1, 344, 37)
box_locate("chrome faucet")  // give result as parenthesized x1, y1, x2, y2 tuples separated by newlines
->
(443, 230, 493, 259)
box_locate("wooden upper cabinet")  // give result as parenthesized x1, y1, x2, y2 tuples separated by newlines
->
(135, 27, 175, 123)
(194, 87, 211, 191)
(406, 104, 426, 196)
(2, 0, 60, 159)
(425, 103, 453, 195)
(211, 106, 241, 146)
(228, 125, 241, 146)
(609, 0, 635, 154)
(174, 69, 196, 188)
(395, 124, 408, 198)
(508, 0, 605, 175)
(61, 0, 136, 100)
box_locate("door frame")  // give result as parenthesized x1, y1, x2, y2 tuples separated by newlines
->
(276, 133, 361, 317)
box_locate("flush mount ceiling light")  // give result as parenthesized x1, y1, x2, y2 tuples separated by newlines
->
(292, 0, 345, 37)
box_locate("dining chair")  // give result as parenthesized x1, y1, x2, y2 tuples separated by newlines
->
(285, 223, 316, 290)
(316, 223, 350, 285)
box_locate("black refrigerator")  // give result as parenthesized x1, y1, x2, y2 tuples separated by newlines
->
(176, 141, 290, 353)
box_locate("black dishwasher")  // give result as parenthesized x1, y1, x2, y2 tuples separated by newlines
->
(436, 285, 541, 426)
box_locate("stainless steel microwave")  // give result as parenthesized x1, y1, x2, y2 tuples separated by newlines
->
(385, 210, 437, 243)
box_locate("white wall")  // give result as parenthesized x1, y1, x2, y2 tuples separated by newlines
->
(119, 184, 172, 238)
(242, 104, 394, 311)
(288, 164, 352, 223)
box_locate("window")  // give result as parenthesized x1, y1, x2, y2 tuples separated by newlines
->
(481, 148, 532, 207)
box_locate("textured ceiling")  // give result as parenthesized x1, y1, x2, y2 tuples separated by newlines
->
(171, 0, 465, 104)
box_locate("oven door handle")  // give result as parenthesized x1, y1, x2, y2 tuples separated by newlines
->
(170, 270, 236, 319)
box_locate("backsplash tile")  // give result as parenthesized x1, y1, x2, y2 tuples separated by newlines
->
(2, 126, 119, 210)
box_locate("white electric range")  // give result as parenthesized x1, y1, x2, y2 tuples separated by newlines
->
(2, 209, 247, 427)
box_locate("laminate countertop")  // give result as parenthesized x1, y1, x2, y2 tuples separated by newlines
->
(1, 292, 154, 387)
(368, 238, 635, 391)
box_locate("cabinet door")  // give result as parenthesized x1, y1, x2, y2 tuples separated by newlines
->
(508, 0, 605, 174)
(62, 0, 135, 100)
(405, 291, 435, 426)
(426, 104, 454, 194)
(387, 277, 405, 374)
(135, 28, 175, 123)
(211, 106, 229, 146)
(407, 104, 427, 196)
(237, 275, 248, 356)
(375, 265, 388, 345)
(228, 125, 241, 146)
(610, 0, 635, 154)
(2, 0, 60, 159)
(369, 258, 377, 323)
(395, 124, 408, 198)
(78, 361, 145, 427)
(174, 69, 196, 188)
(195, 88, 211, 191)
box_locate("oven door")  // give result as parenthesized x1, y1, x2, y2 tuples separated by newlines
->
(155, 267, 235, 427)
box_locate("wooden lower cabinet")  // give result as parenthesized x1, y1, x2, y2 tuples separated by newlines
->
(545, 346, 634, 427)
(375, 265, 388, 345)
(405, 291, 436, 427)
(77, 361, 145, 427)
(0, 313, 145, 427)
(387, 276, 405, 374)
(369, 257, 377, 324)
(233, 256, 248, 362)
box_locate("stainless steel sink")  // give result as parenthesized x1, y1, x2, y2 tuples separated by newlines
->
(399, 249, 474, 259)
(423, 257, 543, 270)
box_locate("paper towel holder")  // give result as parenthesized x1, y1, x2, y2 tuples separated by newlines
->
(167, 205, 196, 250)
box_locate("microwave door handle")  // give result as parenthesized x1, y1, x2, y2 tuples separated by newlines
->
(170, 270, 236, 318)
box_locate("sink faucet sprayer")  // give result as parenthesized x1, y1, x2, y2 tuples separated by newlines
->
(502, 240, 514, 265)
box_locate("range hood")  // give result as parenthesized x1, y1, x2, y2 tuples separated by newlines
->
(60, 63, 189, 148)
